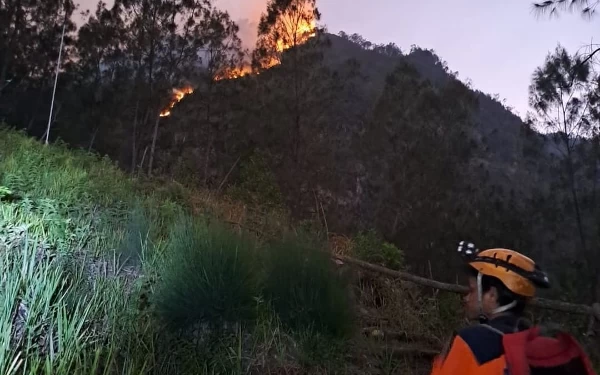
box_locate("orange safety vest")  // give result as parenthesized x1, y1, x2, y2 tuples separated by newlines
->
(430, 315, 524, 375)
(430, 315, 597, 375)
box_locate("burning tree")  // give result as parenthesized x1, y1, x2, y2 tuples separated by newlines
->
(213, 0, 319, 81)
(249, 0, 327, 164)
(252, 0, 320, 72)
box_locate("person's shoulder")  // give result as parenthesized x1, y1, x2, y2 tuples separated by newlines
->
(454, 324, 505, 365)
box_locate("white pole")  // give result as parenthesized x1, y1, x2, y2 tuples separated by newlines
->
(45, 12, 67, 145)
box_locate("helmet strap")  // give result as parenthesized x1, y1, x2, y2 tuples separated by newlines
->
(476, 272, 518, 323)
(492, 300, 518, 315)
(477, 272, 487, 323)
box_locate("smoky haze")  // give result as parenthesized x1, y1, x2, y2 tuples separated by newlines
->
(76, 0, 266, 50)
(213, 0, 264, 50)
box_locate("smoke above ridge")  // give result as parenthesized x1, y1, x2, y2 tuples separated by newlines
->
(213, 0, 267, 50)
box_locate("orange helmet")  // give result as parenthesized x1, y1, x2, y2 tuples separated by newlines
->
(457, 242, 550, 298)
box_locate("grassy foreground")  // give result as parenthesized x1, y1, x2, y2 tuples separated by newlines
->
(0, 127, 360, 374)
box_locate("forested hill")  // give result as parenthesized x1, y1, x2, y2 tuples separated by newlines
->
(1, 0, 599, 305)
(135, 30, 600, 303)
(324, 32, 530, 166)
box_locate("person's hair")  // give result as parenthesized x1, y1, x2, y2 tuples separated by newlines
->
(465, 265, 528, 315)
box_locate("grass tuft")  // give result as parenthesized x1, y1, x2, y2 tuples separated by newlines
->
(153, 217, 261, 331)
(263, 234, 355, 338)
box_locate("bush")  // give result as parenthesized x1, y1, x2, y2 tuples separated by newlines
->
(153, 217, 260, 331)
(353, 229, 404, 270)
(0, 126, 133, 208)
(263, 235, 354, 338)
(227, 150, 283, 209)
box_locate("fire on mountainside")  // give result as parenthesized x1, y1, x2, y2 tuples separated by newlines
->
(159, 87, 194, 117)
(214, 14, 316, 81)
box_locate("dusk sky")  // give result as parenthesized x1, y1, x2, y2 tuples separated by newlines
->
(77, 0, 599, 119)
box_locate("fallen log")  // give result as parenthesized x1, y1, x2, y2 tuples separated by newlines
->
(333, 254, 600, 320)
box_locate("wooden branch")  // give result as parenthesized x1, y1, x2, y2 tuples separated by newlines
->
(333, 254, 600, 320)
(217, 156, 241, 193)
(334, 254, 466, 293)
(576, 47, 600, 72)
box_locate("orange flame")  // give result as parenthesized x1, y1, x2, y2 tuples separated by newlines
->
(160, 86, 194, 117)
(215, 16, 316, 81)
(275, 18, 316, 53)
(215, 64, 254, 81)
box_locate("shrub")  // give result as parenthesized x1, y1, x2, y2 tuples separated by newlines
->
(0, 126, 133, 208)
(263, 234, 354, 338)
(153, 217, 260, 331)
(353, 229, 404, 270)
(227, 150, 283, 209)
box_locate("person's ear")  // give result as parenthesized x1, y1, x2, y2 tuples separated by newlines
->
(485, 286, 499, 303)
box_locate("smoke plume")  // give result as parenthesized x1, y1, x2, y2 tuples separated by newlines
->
(214, 0, 267, 50)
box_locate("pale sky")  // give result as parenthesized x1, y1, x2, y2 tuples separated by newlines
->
(76, 0, 599, 119)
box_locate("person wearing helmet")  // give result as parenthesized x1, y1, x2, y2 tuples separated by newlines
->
(429, 242, 596, 375)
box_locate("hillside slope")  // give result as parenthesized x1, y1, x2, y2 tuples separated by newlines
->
(0, 127, 470, 374)
(164, 32, 565, 275)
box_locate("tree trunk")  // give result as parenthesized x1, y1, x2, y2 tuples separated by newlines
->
(148, 115, 160, 176)
(203, 134, 213, 187)
(566, 148, 586, 254)
(292, 47, 301, 164)
(88, 128, 99, 152)
(0, 1, 21, 97)
(130, 99, 140, 174)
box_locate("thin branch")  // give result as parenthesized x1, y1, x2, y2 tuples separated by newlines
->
(333, 254, 600, 319)
(217, 156, 241, 193)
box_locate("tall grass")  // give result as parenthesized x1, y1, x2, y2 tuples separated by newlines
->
(263, 234, 355, 338)
(0, 234, 135, 374)
(153, 217, 261, 331)
(0, 127, 159, 374)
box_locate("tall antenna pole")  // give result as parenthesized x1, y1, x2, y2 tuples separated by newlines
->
(45, 9, 67, 145)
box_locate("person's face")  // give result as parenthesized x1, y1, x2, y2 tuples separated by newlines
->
(464, 276, 499, 320)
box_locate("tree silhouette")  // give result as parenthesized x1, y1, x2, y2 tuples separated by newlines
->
(532, 0, 600, 18)
(532, 0, 600, 70)
(529, 45, 593, 252)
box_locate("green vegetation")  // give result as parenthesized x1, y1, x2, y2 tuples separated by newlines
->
(154, 218, 261, 329)
(228, 150, 285, 209)
(263, 235, 354, 337)
(0, 127, 359, 374)
(353, 229, 405, 270)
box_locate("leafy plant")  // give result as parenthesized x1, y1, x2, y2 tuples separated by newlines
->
(0, 185, 12, 199)
(353, 229, 404, 270)
(228, 150, 284, 209)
